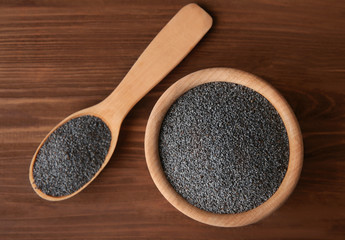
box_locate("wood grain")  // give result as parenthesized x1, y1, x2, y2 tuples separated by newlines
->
(0, 0, 344, 239)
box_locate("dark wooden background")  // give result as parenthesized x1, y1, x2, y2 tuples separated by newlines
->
(1, 0, 344, 239)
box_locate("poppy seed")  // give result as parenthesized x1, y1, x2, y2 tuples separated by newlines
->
(33, 115, 111, 197)
(159, 82, 289, 214)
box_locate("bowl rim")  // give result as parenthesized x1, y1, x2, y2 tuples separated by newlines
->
(144, 67, 303, 227)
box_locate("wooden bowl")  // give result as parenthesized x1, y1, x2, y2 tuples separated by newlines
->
(145, 68, 303, 227)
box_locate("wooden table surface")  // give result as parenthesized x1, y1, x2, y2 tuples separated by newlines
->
(1, 0, 344, 239)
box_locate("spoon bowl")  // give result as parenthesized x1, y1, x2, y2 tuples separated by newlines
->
(29, 3, 212, 201)
(29, 106, 120, 201)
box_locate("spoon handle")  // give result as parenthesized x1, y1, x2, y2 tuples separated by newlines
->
(100, 3, 212, 119)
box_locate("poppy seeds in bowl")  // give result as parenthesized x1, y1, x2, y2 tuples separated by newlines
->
(159, 82, 289, 214)
(33, 115, 111, 197)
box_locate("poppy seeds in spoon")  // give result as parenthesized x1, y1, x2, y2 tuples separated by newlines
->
(159, 82, 289, 214)
(33, 115, 111, 197)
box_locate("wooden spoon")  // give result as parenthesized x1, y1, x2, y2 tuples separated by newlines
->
(145, 68, 303, 227)
(29, 3, 213, 201)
